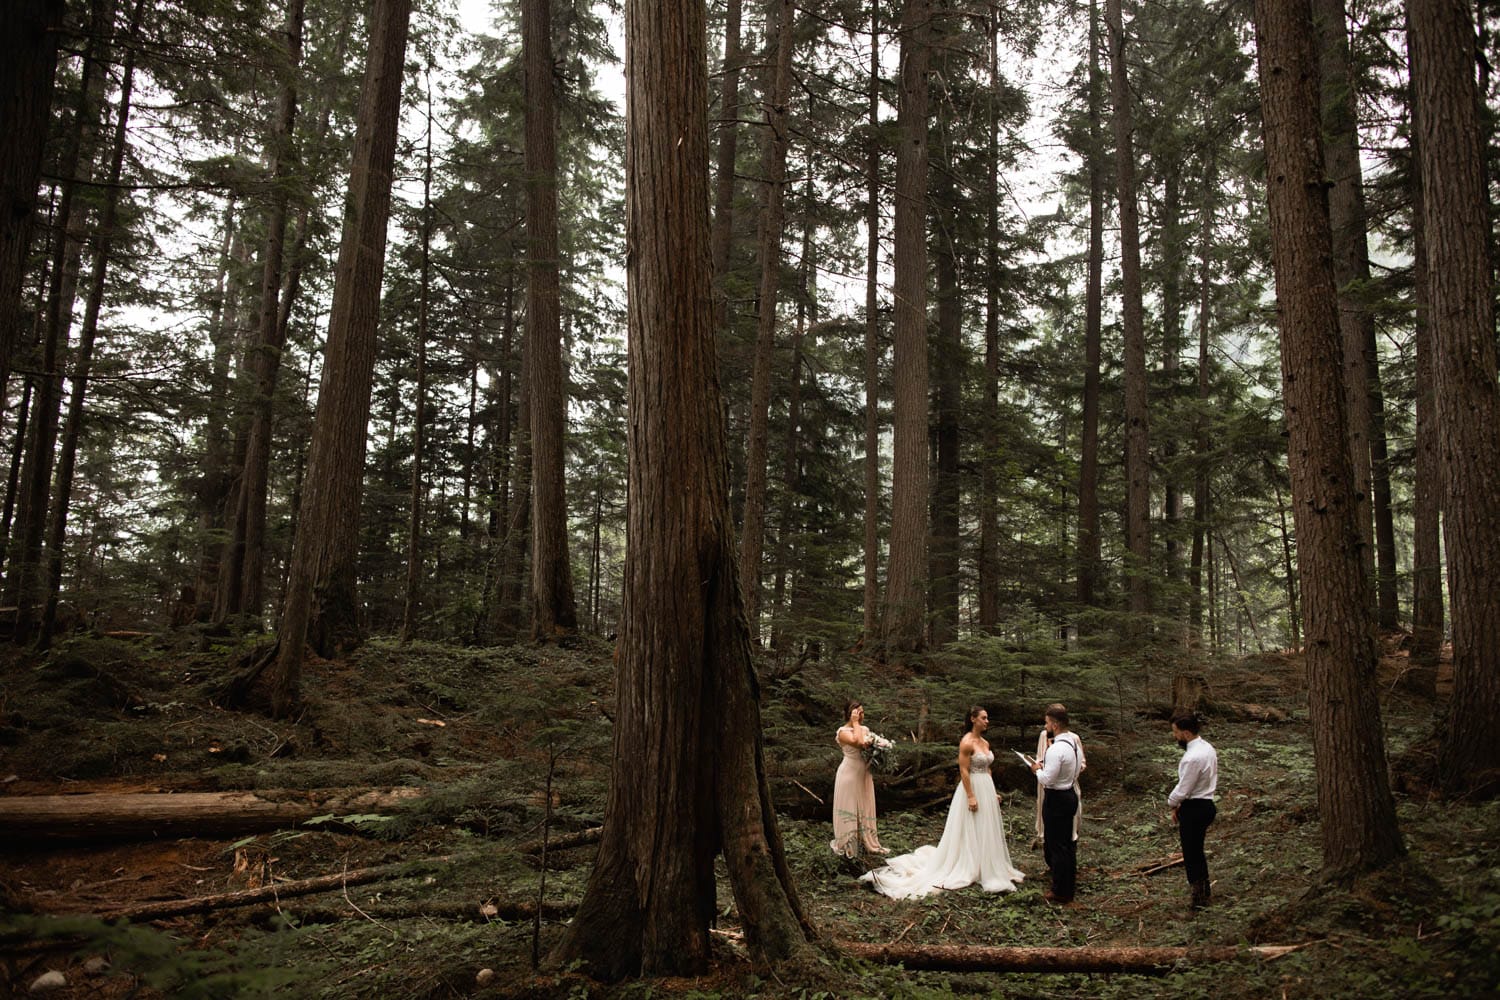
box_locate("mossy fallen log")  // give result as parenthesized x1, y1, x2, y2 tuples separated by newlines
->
(0, 787, 424, 840)
(839, 940, 1302, 973)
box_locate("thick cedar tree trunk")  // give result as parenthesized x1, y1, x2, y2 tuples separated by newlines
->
(0, 0, 65, 407)
(550, 0, 815, 978)
(267, 0, 413, 716)
(739, 0, 794, 635)
(1410, 0, 1500, 795)
(400, 74, 435, 643)
(1106, 0, 1151, 621)
(524, 0, 577, 640)
(1077, 0, 1105, 610)
(1253, 0, 1406, 874)
(861, 12, 881, 642)
(1406, 51, 1442, 679)
(39, 0, 144, 648)
(978, 12, 1002, 630)
(883, 0, 932, 657)
(220, 0, 305, 623)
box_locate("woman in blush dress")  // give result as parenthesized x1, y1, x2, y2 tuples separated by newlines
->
(830, 700, 887, 857)
(861, 706, 1024, 898)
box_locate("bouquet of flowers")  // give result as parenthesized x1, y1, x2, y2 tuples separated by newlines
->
(862, 732, 896, 773)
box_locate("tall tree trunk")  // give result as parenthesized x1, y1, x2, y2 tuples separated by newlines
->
(861, 6, 881, 643)
(1271, 468, 1301, 647)
(1188, 161, 1214, 644)
(1410, 0, 1500, 795)
(1407, 48, 1443, 675)
(1313, 0, 1380, 620)
(9, 0, 113, 640)
(0, 0, 65, 409)
(494, 322, 531, 639)
(400, 70, 435, 644)
(38, 0, 144, 648)
(770, 168, 813, 647)
(222, 0, 306, 624)
(474, 282, 516, 643)
(1160, 168, 1184, 606)
(738, 0, 794, 636)
(524, 0, 577, 640)
(550, 0, 816, 976)
(710, 0, 743, 335)
(1077, 0, 1105, 611)
(1106, 0, 1151, 621)
(268, 0, 413, 715)
(1254, 0, 1406, 873)
(978, 12, 1002, 632)
(929, 165, 961, 649)
(190, 197, 238, 622)
(883, 0, 933, 657)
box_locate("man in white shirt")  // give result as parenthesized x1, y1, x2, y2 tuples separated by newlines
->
(1030, 706, 1083, 903)
(1168, 714, 1218, 909)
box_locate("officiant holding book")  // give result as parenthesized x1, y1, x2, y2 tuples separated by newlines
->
(1030, 706, 1083, 903)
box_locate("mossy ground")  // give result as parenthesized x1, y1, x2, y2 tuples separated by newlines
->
(1, 630, 1496, 998)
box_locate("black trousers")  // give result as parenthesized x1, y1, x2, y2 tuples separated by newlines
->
(1178, 798, 1216, 885)
(1042, 786, 1079, 899)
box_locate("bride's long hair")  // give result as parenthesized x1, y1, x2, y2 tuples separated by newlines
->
(843, 699, 863, 725)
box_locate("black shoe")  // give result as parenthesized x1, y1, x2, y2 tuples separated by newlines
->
(1190, 880, 1211, 909)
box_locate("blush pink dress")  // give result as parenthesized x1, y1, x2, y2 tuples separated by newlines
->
(830, 727, 885, 856)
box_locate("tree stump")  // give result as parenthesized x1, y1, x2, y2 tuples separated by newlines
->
(1171, 674, 1208, 717)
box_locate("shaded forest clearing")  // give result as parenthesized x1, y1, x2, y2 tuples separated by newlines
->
(2, 632, 1497, 998)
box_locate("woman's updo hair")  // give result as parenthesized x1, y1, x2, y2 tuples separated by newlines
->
(843, 699, 863, 724)
(964, 705, 986, 734)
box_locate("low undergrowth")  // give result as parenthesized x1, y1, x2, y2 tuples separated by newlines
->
(1, 630, 1496, 998)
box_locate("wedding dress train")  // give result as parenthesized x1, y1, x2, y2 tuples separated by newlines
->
(860, 749, 1024, 898)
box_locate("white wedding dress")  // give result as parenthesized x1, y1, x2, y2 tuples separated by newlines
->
(861, 749, 1025, 898)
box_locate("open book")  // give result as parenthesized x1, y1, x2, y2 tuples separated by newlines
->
(1013, 750, 1038, 769)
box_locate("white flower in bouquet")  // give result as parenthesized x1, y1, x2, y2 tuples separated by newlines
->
(862, 731, 896, 772)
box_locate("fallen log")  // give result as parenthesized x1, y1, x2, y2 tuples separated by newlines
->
(0, 787, 424, 841)
(840, 940, 1300, 974)
(85, 855, 454, 922)
(518, 825, 602, 856)
(267, 897, 580, 925)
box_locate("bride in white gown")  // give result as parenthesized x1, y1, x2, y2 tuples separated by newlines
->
(862, 706, 1025, 898)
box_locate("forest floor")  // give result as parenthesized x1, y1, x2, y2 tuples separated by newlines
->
(1, 629, 1498, 999)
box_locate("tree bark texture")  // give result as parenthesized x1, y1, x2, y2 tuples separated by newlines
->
(270, 0, 413, 715)
(1313, 0, 1382, 621)
(738, 0, 794, 635)
(1254, 0, 1406, 874)
(550, 0, 814, 977)
(1078, 0, 1105, 610)
(1410, 0, 1500, 794)
(1106, 0, 1151, 620)
(1160, 168, 1184, 598)
(883, 0, 932, 657)
(0, 0, 65, 406)
(524, 0, 578, 640)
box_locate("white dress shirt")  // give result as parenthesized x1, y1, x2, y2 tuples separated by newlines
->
(1168, 736, 1218, 806)
(1036, 732, 1082, 790)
